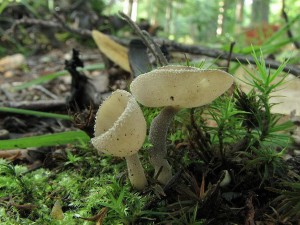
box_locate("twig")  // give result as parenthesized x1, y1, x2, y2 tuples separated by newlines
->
(52, 13, 91, 38)
(6, 17, 300, 76)
(2, 99, 66, 111)
(281, 0, 300, 49)
(33, 85, 58, 100)
(7, 17, 91, 37)
(142, 30, 168, 65)
(244, 192, 256, 225)
(225, 42, 236, 72)
(160, 40, 300, 77)
(119, 12, 167, 67)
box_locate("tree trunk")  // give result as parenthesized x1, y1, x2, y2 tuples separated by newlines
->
(251, 0, 270, 24)
(165, 0, 173, 36)
(236, 0, 244, 24)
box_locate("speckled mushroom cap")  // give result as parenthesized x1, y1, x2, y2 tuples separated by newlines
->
(91, 90, 146, 157)
(130, 65, 234, 108)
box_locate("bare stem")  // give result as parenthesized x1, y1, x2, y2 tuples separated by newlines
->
(125, 153, 148, 190)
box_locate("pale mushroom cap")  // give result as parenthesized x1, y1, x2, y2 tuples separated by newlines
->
(91, 90, 146, 157)
(130, 65, 234, 108)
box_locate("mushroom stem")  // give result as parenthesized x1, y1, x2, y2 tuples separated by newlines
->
(149, 106, 179, 184)
(125, 154, 148, 190)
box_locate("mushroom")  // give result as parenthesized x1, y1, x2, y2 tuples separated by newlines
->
(130, 65, 234, 184)
(91, 89, 148, 190)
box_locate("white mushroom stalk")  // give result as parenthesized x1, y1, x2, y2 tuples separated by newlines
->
(91, 90, 148, 190)
(130, 65, 234, 185)
(149, 106, 179, 184)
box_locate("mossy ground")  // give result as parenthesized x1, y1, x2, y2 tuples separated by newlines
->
(0, 103, 299, 224)
(1, 53, 300, 224)
(0, 146, 154, 224)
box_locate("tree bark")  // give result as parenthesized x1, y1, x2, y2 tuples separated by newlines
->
(165, 0, 173, 36)
(236, 0, 244, 24)
(251, 0, 270, 24)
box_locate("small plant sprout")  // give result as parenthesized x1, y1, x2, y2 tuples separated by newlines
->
(130, 65, 234, 184)
(91, 90, 148, 190)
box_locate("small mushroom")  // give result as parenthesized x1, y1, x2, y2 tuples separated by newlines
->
(91, 90, 147, 190)
(130, 65, 234, 184)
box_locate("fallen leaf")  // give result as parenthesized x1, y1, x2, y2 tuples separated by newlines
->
(0, 149, 28, 161)
(50, 200, 64, 220)
(128, 39, 151, 77)
(78, 207, 108, 225)
(92, 30, 131, 72)
(0, 54, 25, 72)
(199, 174, 205, 199)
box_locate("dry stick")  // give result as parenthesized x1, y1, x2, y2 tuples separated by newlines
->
(226, 42, 237, 95)
(225, 42, 236, 73)
(281, 0, 300, 49)
(118, 12, 157, 63)
(53, 13, 91, 37)
(119, 12, 167, 67)
(161, 40, 300, 77)
(7, 17, 300, 76)
(142, 30, 168, 66)
(8, 17, 91, 37)
(2, 99, 66, 111)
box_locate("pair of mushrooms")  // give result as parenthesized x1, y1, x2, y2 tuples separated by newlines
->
(91, 65, 233, 190)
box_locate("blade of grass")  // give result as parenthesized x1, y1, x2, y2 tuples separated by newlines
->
(0, 107, 72, 120)
(0, 0, 10, 14)
(261, 36, 300, 55)
(13, 63, 104, 90)
(263, 14, 300, 46)
(238, 14, 300, 55)
(20, 0, 40, 18)
(0, 131, 90, 150)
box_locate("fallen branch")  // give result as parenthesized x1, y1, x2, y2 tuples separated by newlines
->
(160, 39, 300, 76)
(2, 99, 66, 111)
(7, 17, 300, 77)
(8, 17, 91, 37)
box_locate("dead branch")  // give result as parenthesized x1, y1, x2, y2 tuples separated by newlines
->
(226, 41, 236, 72)
(2, 99, 66, 111)
(8, 17, 91, 37)
(159, 39, 300, 77)
(7, 17, 300, 77)
(119, 12, 168, 66)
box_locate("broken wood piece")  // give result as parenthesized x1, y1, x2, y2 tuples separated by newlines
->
(2, 99, 66, 111)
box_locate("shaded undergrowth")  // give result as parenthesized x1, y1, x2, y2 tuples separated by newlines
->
(0, 51, 299, 224)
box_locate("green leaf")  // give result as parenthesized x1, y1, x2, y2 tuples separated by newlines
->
(0, 131, 90, 150)
(0, 0, 10, 14)
(0, 107, 71, 120)
(269, 120, 294, 133)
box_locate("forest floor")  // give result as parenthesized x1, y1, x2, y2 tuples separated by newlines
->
(0, 37, 300, 225)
